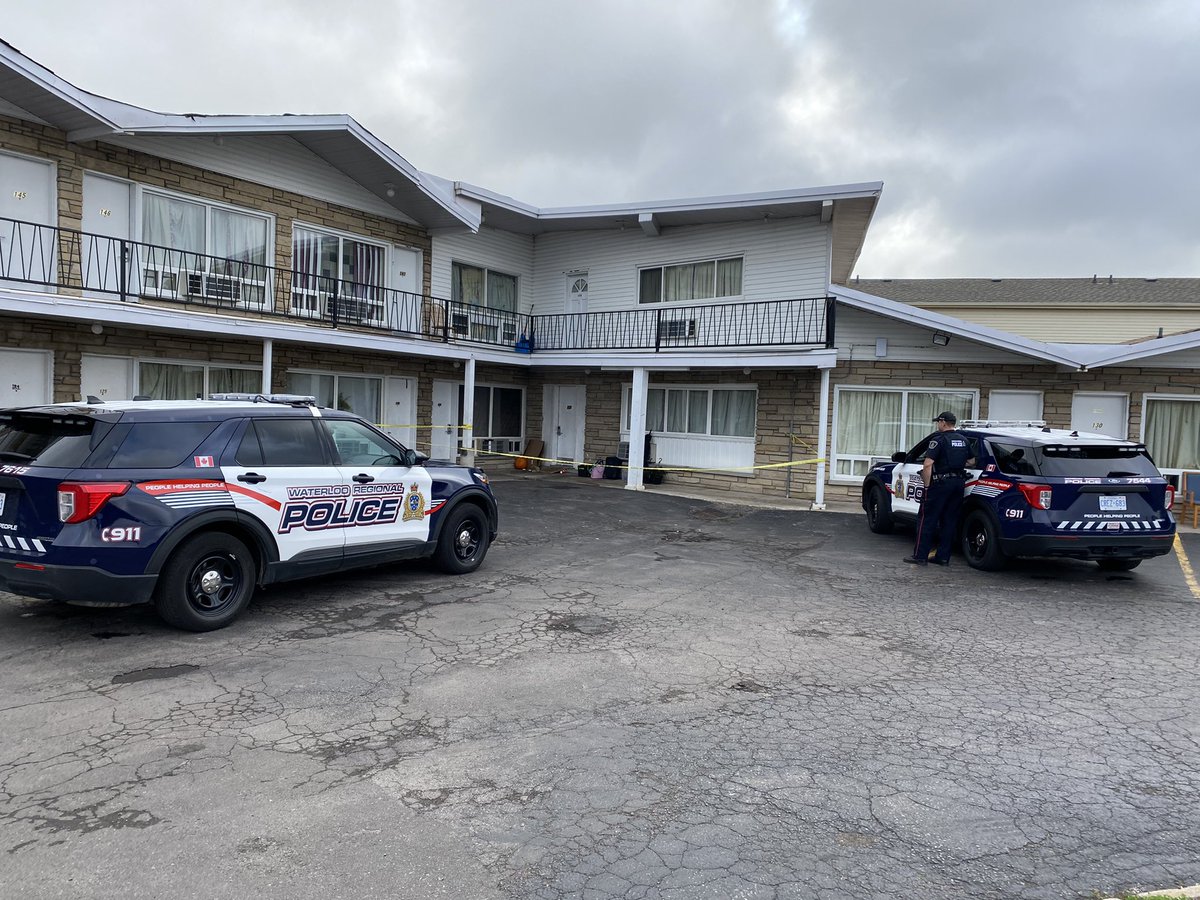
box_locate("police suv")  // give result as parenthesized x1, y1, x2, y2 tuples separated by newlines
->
(862, 420, 1177, 571)
(0, 394, 498, 631)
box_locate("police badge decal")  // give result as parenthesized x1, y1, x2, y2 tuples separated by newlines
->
(402, 483, 426, 521)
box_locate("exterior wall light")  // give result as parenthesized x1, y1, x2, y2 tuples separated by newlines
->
(932, 331, 951, 347)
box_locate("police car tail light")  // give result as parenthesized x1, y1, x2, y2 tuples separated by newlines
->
(1166, 485, 1175, 511)
(1018, 483, 1052, 510)
(58, 482, 130, 524)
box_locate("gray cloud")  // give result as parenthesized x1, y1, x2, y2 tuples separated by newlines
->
(3, 0, 1197, 276)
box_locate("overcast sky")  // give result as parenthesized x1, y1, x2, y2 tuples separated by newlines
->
(3, 0, 1198, 278)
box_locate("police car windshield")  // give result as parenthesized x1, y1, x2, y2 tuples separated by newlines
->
(0, 413, 107, 468)
(1034, 444, 1160, 479)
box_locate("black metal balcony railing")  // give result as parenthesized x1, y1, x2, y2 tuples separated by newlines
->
(0, 216, 833, 352)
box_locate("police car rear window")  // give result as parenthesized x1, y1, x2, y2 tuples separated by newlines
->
(1035, 445, 1161, 479)
(0, 413, 110, 468)
(107, 422, 220, 469)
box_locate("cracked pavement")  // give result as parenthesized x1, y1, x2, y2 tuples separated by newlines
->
(1, 474, 1198, 899)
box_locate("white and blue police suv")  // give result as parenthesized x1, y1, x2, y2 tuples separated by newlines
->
(0, 394, 498, 631)
(862, 420, 1177, 571)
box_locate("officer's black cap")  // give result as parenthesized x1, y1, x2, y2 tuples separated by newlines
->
(933, 411, 957, 424)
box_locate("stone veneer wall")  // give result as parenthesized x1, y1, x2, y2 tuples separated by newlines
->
(0, 320, 265, 402)
(568, 369, 822, 500)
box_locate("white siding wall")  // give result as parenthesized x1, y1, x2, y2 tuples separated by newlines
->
(835, 306, 1043, 365)
(431, 227, 536, 302)
(1106, 349, 1200, 368)
(105, 134, 420, 225)
(912, 307, 1200, 344)
(531, 217, 829, 314)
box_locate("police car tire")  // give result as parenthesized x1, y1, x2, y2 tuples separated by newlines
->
(961, 509, 1006, 571)
(154, 532, 256, 631)
(434, 505, 489, 574)
(866, 484, 894, 534)
(1096, 558, 1141, 572)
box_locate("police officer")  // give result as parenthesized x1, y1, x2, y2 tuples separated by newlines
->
(903, 411, 973, 567)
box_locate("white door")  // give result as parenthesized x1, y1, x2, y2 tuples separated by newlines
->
(0, 349, 52, 407)
(81, 173, 134, 295)
(544, 384, 586, 463)
(0, 153, 55, 288)
(1071, 392, 1129, 439)
(222, 417, 344, 564)
(988, 390, 1043, 422)
(431, 380, 459, 460)
(381, 375, 417, 449)
(322, 418, 435, 553)
(565, 272, 588, 348)
(390, 246, 422, 332)
(81, 354, 134, 402)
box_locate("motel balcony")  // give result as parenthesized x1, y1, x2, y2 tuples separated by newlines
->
(0, 215, 834, 354)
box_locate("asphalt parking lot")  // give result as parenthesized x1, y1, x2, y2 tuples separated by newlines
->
(1, 474, 1198, 900)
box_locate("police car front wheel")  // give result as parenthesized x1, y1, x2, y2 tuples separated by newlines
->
(154, 533, 257, 631)
(866, 484, 894, 534)
(435, 506, 489, 575)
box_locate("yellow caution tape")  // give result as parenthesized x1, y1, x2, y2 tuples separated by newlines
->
(367, 423, 823, 473)
(372, 423, 474, 430)
(463, 447, 825, 473)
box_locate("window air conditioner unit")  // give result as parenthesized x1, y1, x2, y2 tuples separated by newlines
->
(184, 271, 242, 303)
(617, 440, 630, 460)
(657, 319, 696, 340)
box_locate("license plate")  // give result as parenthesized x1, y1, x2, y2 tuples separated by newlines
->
(1099, 495, 1127, 511)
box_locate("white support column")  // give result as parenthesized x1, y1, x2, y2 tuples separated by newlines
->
(626, 367, 648, 491)
(812, 366, 830, 510)
(261, 339, 273, 395)
(461, 357, 476, 466)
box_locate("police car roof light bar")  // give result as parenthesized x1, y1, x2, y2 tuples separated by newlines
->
(209, 393, 317, 407)
(959, 419, 1047, 429)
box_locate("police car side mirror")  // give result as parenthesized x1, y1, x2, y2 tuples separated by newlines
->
(402, 449, 426, 467)
(891, 452, 907, 463)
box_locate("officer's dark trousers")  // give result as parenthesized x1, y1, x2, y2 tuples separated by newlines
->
(913, 477, 966, 562)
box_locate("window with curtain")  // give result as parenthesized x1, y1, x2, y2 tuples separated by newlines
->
(638, 256, 743, 304)
(137, 361, 261, 400)
(624, 385, 755, 438)
(287, 372, 382, 422)
(1144, 397, 1200, 472)
(291, 225, 388, 322)
(833, 387, 976, 477)
(141, 190, 269, 298)
(452, 262, 518, 312)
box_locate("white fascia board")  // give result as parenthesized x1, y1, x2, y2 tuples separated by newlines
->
(1072, 331, 1200, 368)
(831, 285, 1086, 369)
(0, 42, 122, 133)
(454, 180, 884, 223)
(526, 349, 838, 370)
